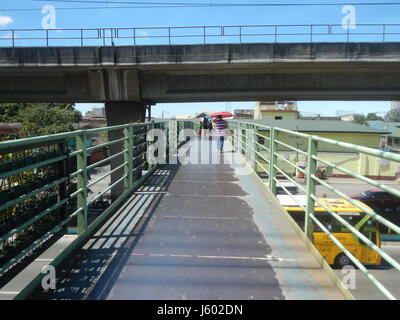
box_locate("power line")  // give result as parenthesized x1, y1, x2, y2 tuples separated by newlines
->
(0, 0, 398, 12)
(23, 0, 400, 11)
(32, 0, 400, 6)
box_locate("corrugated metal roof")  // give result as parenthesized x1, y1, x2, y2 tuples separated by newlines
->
(237, 119, 389, 134)
(367, 120, 400, 132)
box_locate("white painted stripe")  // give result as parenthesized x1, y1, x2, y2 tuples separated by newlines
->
(135, 191, 168, 195)
(0, 291, 19, 295)
(35, 258, 53, 262)
(198, 255, 269, 261)
(158, 215, 252, 221)
(130, 252, 295, 262)
(169, 254, 193, 258)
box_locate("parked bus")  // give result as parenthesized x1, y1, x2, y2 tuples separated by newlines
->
(277, 195, 382, 268)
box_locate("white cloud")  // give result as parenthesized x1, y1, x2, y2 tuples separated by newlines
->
(0, 16, 13, 27)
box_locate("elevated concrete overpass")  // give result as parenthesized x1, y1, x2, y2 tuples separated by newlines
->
(0, 42, 400, 105)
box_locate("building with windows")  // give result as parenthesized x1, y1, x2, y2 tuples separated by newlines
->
(243, 119, 394, 180)
(367, 120, 400, 152)
(234, 109, 254, 119)
(254, 101, 299, 120)
(84, 107, 106, 118)
(391, 101, 400, 110)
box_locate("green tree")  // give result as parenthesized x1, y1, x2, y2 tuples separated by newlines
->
(18, 104, 81, 136)
(0, 103, 81, 136)
(366, 113, 383, 121)
(351, 113, 383, 126)
(0, 103, 26, 122)
(385, 110, 400, 122)
(352, 114, 368, 125)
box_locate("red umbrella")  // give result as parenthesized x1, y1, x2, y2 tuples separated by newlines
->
(210, 112, 233, 119)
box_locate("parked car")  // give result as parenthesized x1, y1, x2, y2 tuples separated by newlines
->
(276, 182, 298, 195)
(350, 189, 400, 213)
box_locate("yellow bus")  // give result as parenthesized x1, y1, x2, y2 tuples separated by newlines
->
(277, 195, 381, 268)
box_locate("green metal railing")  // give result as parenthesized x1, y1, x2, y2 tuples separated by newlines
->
(0, 120, 193, 280)
(229, 120, 400, 300)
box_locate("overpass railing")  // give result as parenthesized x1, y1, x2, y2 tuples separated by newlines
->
(0, 120, 193, 282)
(0, 24, 400, 47)
(229, 120, 400, 300)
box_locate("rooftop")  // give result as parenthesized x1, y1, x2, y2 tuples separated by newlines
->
(367, 120, 400, 133)
(238, 119, 389, 134)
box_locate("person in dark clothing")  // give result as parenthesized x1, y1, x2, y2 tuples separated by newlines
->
(202, 117, 210, 136)
(203, 117, 209, 129)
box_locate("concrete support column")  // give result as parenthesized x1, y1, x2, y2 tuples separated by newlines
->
(105, 101, 146, 201)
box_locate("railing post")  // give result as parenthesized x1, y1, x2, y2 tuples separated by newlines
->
(269, 127, 277, 195)
(124, 124, 133, 190)
(241, 125, 245, 155)
(168, 119, 177, 164)
(231, 122, 235, 149)
(305, 136, 317, 241)
(76, 131, 88, 234)
(252, 125, 258, 170)
(57, 140, 68, 226)
(147, 122, 154, 170)
(383, 24, 386, 42)
(244, 124, 252, 161)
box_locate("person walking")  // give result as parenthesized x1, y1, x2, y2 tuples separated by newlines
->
(196, 120, 202, 136)
(202, 117, 210, 136)
(214, 114, 228, 152)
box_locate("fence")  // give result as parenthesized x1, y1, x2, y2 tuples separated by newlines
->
(229, 120, 400, 300)
(1, 24, 400, 47)
(0, 120, 193, 279)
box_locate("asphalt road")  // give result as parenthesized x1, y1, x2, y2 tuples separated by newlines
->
(334, 243, 400, 300)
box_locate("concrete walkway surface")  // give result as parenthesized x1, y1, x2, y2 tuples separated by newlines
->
(26, 138, 344, 300)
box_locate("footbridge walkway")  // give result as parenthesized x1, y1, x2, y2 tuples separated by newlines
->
(0, 120, 399, 300)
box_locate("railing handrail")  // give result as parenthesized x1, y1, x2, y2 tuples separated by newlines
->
(229, 119, 400, 300)
(1, 23, 400, 47)
(0, 120, 193, 282)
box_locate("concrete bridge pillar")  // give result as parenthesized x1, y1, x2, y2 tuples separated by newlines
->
(105, 101, 146, 201)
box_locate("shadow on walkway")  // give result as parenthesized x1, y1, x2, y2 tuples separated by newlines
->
(28, 163, 180, 300)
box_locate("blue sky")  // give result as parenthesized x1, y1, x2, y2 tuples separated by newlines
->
(0, 1, 398, 117)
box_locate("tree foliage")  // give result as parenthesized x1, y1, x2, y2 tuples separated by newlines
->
(0, 103, 82, 136)
(385, 109, 400, 122)
(352, 113, 383, 126)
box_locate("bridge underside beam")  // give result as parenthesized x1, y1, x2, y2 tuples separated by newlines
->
(0, 67, 399, 102)
(0, 43, 399, 102)
(139, 70, 400, 102)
